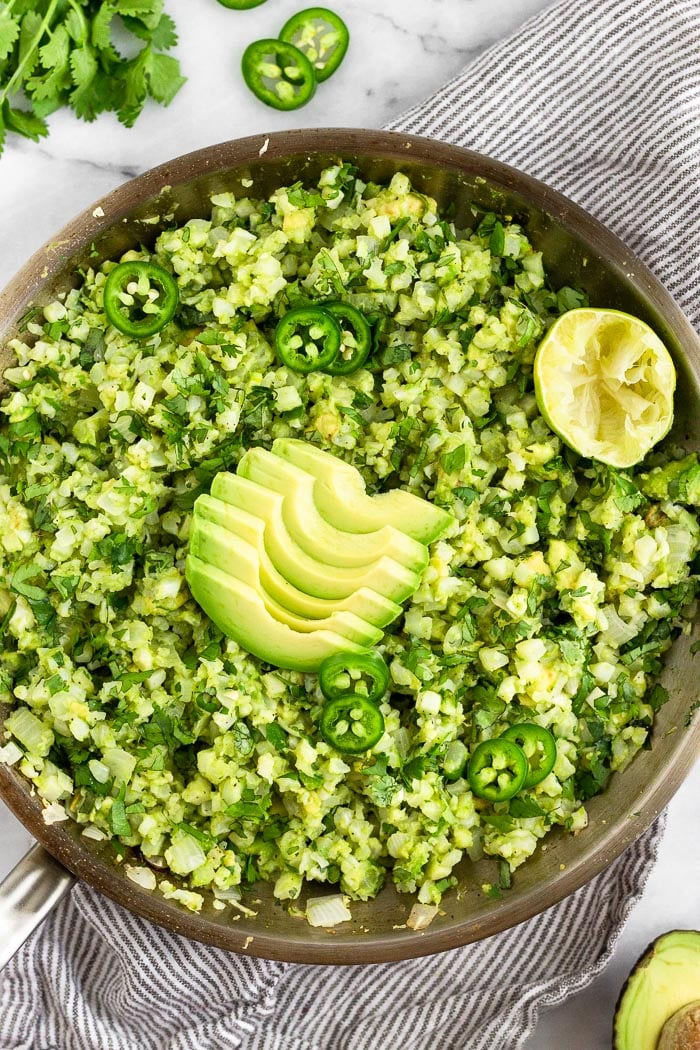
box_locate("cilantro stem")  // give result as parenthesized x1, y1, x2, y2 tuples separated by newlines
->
(0, 0, 59, 107)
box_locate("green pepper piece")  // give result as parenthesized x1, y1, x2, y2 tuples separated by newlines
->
(103, 261, 179, 339)
(241, 39, 317, 111)
(321, 301, 372, 376)
(274, 305, 341, 373)
(468, 738, 528, 802)
(501, 723, 557, 788)
(319, 693, 385, 754)
(217, 0, 267, 7)
(442, 739, 468, 782)
(319, 651, 389, 705)
(279, 7, 350, 83)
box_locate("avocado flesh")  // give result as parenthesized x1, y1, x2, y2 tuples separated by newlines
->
(203, 482, 422, 602)
(189, 517, 383, 647)
(614, 931, 700, 1050)
(272, 437, 455, 544)
(237, 446, 429, 571)
(194, 494, 401, 623)
(185, 556, 363, 672)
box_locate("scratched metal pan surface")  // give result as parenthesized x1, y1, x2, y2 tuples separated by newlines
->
(0, 129, 698, 964)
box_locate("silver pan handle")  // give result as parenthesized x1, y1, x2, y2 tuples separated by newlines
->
(0, 843, 75, 970)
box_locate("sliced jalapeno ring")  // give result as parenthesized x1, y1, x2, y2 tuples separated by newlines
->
(501, 723, 557, 788)
(319, 693, 385, 754)
(103, 261, 179, 339)
(279, 7, 350, 83)
(442, 740, 469, 782)
(242, 39, 316, 111)
(217, 0, 267, 7)
(319, 651, 389, 705)
(468, 738, 528, 802)
(320, 300, 372, 376)
(274, 305, 341, 373)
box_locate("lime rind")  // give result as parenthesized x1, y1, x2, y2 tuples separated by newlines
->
(534, 308, 676, 469)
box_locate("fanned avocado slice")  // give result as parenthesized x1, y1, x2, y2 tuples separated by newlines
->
(185, 556, 363, 672)
(237, 446, 429, 570)
(203, 482, 422, 602)
(272, 438, 455, 544)
(193, 496, 402, 625)
(189, 517, 383, 648)
(614, 930, 700, 1050)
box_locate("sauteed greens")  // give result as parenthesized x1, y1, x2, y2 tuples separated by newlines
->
(0, 165, 698, 919)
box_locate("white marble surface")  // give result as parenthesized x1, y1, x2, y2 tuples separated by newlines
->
(1, 0, 699, 1045)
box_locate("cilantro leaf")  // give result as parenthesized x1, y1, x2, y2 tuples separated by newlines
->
(146, 50, 185, 104)
(10, 562, 47, 602)
(0, 0, 185, 158)
(441, 444, 467, 475)
(2, 101, 48, 141)
(149, 13, 178, 50)
(0, 7, 20, 62)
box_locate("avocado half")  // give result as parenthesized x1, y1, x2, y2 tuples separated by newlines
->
(614, 930, 700, 1050)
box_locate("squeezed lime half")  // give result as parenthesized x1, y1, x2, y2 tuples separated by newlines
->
(534, 308, 676, 468)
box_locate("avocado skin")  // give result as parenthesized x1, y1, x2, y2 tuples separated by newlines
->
(272, 438, 456, 544)
(613, 930, 700, 1050)
(189, 517, 383, 648)
(185, 555, 364, 672)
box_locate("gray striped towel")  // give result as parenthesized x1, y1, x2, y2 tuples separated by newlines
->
(1, 0, 698, 1046)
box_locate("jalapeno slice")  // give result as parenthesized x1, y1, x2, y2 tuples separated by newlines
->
(103, 261, 179, 338)
(217, 0, 267, 7)
(320, 693, 385, 754)
(321, 301, 372, 376)
(279, 7, 350, 83)
(442, 740, 468, 782)
(242, 39, 316, 111)
(468, 738, 528, 802)
(501, 723, 557, 788)
(319, 651, 389, 705)
(274, 305, 341, 373)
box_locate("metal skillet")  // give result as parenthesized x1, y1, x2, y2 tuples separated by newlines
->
(0, 129, 698, 967)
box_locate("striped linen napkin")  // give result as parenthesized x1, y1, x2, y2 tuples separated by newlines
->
(2, 0, 698, 1046)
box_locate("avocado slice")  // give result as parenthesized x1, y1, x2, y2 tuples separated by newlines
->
(185, 556, 364, 672)
(237, 446, 429, 571)
(189, 517, 383, 648)
(272, 438, 455, 544)
(195, 495, 402, 625)
(614, 930, 700, 1050)
(200, 484, 422, 602)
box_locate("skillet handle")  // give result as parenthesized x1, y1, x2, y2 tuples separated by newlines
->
(0, 843, 75, 970)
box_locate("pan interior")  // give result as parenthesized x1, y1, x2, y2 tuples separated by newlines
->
(0, 132, 698, 963)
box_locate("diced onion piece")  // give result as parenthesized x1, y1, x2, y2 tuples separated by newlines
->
(42, 802, 68, 825)
(666, 525, 696, 570)
(125, 865, 157, 890)
(601, 606, 638, 647)
(407, 903, 439, 931)
(81, 825, 107, 841)
(0, 741, 23, 766)
(306, 894, 352, 928)
(5, 707, 53, 757)
(164, 834, 207, 875)
(466, 829, 484, 863)
(213, 886, 242, 901)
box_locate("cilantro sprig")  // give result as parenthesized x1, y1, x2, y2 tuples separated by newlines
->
(0, 0, 185, 157)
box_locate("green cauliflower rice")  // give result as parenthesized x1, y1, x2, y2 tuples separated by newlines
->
(1, 165, 699, 916)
